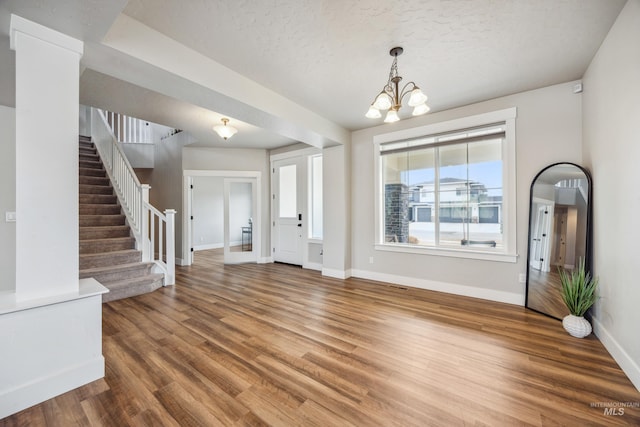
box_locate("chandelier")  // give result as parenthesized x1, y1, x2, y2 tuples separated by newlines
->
(213, 118, 238, 140)
(365, 47, 430, 123)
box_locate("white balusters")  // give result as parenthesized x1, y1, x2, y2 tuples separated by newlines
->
(102, 110, 152, 144)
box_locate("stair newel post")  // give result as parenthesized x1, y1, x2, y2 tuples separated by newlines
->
(165, 209, 176, 285)
(141, 184, 151, 262)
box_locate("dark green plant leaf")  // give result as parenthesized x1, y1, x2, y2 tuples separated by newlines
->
(558, 258, 598, 317)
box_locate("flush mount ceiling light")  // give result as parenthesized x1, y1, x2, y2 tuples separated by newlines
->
(366, 47, 430, 123)
(213, 118, 238, 140)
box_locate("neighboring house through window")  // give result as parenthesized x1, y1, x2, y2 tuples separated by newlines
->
(375, 108, 517, 262)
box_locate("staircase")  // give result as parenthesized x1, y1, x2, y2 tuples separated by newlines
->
(78, 135, 164, 302)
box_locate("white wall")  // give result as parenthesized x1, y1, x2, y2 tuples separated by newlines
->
(322, 144, 351, 278)
(192, 176, 224, 249)
(0, 106, 16, 291)
(149, 131, 196, 262)
(582, 0, 640, 390)
(183, 147, 270, 257)
(351, 81, 583, 303)
(120, 143, 154, 168)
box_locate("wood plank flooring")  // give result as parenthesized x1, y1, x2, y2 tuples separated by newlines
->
(2, 249, 639, 426)
(527, 268, 569, 320)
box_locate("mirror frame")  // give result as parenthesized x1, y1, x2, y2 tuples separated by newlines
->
(525, 162, 593, 319)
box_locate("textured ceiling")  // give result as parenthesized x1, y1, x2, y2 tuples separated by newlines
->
(123, 0, 627, 131)
(0, 0, 628, 148)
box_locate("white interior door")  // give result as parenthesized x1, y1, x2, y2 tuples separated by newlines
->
(224, 178, 258, 264)
(273, 158, 304, 265)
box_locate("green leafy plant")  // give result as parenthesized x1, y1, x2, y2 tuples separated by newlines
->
(558, 258, 598, 317)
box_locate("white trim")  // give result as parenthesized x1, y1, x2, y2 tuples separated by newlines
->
(183, 170, 262, 266)
(351, 269, 523, 305)
(591, 316, 640, 392)
(373, 107, 518, 261)
(373, 107, 517, 144)
(258, 257, 273, 264)
(303, 262, 323, 271)
(308, 238, 323, 244)
(193, 242, 242, 251)
(175, 257, 186, 266)
(10, 14, 84, 55)
(270, 146, 321, 162)
(0, 278, 108, 315)
(322, 268, 352, 279)
(0, 356, 104, 419)
(194, 243, 224, 251)
(183, 169, 261, 177)
(374, 244, 518, 263)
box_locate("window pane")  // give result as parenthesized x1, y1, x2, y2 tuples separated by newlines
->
(467, 139, 503, 248)
(279, 164, 296, 218)
(379, 122, 507, 253)
(383, 148, 435, 244)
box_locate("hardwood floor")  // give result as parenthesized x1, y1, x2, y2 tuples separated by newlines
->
(527, 268, 569, 319)
(2, 249, 639, 426)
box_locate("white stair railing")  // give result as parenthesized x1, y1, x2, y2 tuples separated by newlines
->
(103, 110, 153, 144)
(90, 108, 175, 285)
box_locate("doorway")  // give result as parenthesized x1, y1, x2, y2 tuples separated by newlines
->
(183, 171, 261, 266)
(272, 157, 305, 265)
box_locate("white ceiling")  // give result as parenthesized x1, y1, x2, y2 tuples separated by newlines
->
(0, 0, 628, 149)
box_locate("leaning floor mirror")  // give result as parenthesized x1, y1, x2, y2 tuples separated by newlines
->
(525, 162, 592, 319)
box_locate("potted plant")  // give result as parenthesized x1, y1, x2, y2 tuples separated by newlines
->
(558, 258, 599, 338)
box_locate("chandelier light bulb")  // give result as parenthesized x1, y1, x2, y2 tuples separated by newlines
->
(373, 92, 392, 110)
(384, 109, 400, 123)
(365, 105, 382, 119)
(412, 103, 431, 116)
(408, 87, 428, 107)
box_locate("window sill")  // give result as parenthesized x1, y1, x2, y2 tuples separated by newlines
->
(374, 243, 518, 263)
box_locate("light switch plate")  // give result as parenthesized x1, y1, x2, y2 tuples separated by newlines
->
(5, 211, 16, 222)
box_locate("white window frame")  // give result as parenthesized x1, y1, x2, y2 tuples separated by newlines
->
(374, 108, 518, 263)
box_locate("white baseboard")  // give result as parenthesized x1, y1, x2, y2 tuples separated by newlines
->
(175, 257, 186, 266)
(591, 316, 640, 392)
(303, 262, 323, 272)
(0, 356, 104, 419)
(322, 268, 352, 279)
(194, 243, 224, 251)
(258, 257, 273, 264)
(350, 269, 523, 305)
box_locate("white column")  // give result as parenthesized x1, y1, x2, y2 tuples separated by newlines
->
(10, 15, 84, 301)
(321, 144, 351, 279)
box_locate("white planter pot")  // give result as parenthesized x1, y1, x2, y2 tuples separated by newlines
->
(562, 314, 592, 338)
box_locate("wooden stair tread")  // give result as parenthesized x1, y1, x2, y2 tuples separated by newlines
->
(79, 225, 130, 230)
(101, 273, 164, 288)
(101, 274, 164, 302)
(79, 249, 139, 258)
(79, 261, 155, 276)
